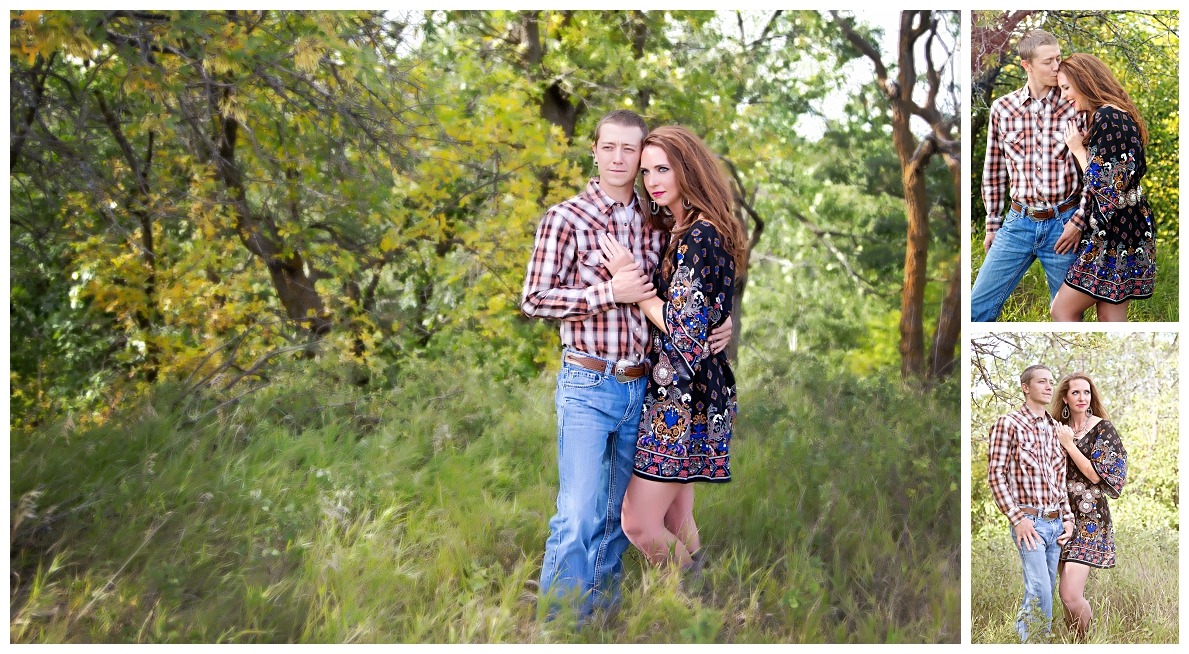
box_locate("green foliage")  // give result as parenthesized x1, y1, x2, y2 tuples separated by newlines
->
(971, 527, 1178, 643)
(11, 353, 959, 643)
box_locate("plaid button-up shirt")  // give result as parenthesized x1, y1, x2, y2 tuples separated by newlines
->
(521, 178, 666, 363)
(982, 85, 1089, 234)
(987, 404, 1074, 525)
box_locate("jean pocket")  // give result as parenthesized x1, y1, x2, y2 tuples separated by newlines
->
(562, 367, 603, 389)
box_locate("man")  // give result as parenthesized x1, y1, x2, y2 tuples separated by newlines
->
(971, 30, 1088, 322)
(986, 364, 1075, 642)
(521, 109, 732, 619)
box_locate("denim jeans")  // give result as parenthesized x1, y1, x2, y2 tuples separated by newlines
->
(538, 349, 646, 619)
(971, 203, 1078, 322)
(1010, 510, 1064, 643)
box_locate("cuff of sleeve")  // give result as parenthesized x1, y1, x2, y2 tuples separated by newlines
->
(1069, 209, 1086, 230)
(986, 215, 1002, 234)
(586, 280, 615, 314)
(1006, 506, 1025, 525)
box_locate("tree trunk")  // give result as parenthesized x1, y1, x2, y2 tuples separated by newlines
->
(214, 94, 330, 335)
(929, 264, 962, 379)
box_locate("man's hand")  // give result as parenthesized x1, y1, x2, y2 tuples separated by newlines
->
(709, 315, 733, 354)
(610, 263, 655, 304)
(1054, 221, 1082, 255)
(1014, 517, 1040, 551)
(984, 230, 996, 253)
(1057, 520, 1075, 546)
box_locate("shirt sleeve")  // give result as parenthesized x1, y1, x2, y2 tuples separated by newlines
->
(1091, 423, 1127, 498)
(987, 416, 1024, 525)
(1082, 110, 1144, 217)
(1055, 435, 1074, 523)
(982, 103, 1007, 233)
(521, 208, 616, 321)
(663, 221, 734, 376)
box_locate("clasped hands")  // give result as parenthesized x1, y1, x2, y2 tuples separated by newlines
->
(597, 232, 732, 354)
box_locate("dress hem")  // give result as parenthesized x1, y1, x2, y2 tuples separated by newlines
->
(632, 470, 731, 484)
(1058, 556, 1116, 569)
(1064, 281, 1154, 305)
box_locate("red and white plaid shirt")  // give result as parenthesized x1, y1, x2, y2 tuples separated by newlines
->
(987, 404, 1074, 525)
(982, 85, 1089, 234)
(521, 178, 666, 363)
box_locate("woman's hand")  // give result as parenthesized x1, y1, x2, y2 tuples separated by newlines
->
(1056, 423, 1076, 451)
(1063, 120, 1087, 161)
(599, 233, 635, 276)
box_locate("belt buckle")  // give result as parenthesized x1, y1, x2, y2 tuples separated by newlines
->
(613, 359, 634, 383)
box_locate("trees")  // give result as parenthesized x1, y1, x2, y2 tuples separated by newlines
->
(831, 10, 961, 380)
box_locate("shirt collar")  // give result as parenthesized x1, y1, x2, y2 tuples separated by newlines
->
(1018, 403, 1053, 425)
(587, 177, 641, 216)
(1009, 84, 1062, 111)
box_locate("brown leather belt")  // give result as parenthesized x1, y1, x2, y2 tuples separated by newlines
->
(563, 351, 648, 383)
(1020, 506, 1060, 520)
(1010, 194, 1079, 220)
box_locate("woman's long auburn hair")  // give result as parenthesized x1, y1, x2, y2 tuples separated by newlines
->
(1059, 53, 1148, 146)
(639, 126, 748, 278)
(1051, 372, 1111, 424)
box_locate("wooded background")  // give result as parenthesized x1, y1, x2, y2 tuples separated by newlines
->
(969, 332, 1178, 642)
(10, 11, 962, 643)
(969, 10, 1180, 321)
(10, 10, 960, 428)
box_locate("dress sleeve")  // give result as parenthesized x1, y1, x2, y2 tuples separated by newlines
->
(1082, 109, 1144, 215)
(664, 221, 735, 375)
(1090, 422, 1127, 498)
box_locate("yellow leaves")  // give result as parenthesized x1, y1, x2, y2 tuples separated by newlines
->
(292, 37, 323, 74)
(380, 232, 400, 253)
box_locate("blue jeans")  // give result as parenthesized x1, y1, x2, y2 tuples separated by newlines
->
(1010, 510, 1064, 643)
(971, 203, 1078, 322)
(539, 349, 646, 619)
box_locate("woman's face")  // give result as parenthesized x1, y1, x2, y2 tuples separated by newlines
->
(640, 145, 681, 209)
(1057, 71, 1086, 112)
(1065, 378, 1092, 416)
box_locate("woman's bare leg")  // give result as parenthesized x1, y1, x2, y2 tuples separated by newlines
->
(1095, 299, 1130, 322)
(1051, 284, 1097, 322)
(621, 476, 691, 567)
(663, 484, 700, 556)
(1058, 561, 1093, 636)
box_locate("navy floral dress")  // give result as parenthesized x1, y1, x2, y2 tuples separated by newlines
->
(634, 219, 737, 483)
(1060, 420, 1127, 568)
(1065, 107, 1156, 303)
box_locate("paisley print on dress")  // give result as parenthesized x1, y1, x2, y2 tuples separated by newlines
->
(1060, 420, 1128, 568)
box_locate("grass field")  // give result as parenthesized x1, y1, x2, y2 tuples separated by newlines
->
(970, 234, 1178, 322)
(971, 526, 1178, 643)
(10, 354, 959, 643)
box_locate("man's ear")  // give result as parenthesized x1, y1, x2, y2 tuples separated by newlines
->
(1020, 57, 1032, 75)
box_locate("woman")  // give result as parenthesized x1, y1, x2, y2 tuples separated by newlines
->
(1051, 373, 1128, 637)
(597, 126, 746, 571)
(1051, 53, 1156, 322)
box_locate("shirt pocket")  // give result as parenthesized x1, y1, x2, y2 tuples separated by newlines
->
(573, 229, 611, 286)
(1017, 433, 1043, 472)
(1003, 130, 1026, 164)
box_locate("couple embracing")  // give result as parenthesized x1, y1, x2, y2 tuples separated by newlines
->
(521, 110, 746, 620)
(972, 29, 1156, 322)
(987, 364, 1129, 642)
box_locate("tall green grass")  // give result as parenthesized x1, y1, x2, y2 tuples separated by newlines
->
(10, 354, 959, 643)
(970, 234, 1178, 322)
(971, 527, 1178, 643)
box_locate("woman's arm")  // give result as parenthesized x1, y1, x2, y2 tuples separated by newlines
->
(1064, 438, 1102, 484)
(637, 296, 667, 334)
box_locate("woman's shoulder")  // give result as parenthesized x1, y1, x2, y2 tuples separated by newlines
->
(684, 217, 726, 245)
(1091, 105, 1135, 127)
(1092, 418, 1119, 434)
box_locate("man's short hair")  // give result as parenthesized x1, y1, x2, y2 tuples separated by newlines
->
(593, 109, 648, 144)
(1020, 364, 1052, 386)
(1017, 30, 1059, 63)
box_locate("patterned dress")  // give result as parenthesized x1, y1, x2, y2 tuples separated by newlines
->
(1060, 420, 1128, 568)
(1064, 107, 1156, 303)
(633, 219, 737, 483)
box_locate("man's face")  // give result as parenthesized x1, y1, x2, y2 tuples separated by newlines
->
(1022, 44, 1062, 88)
(1023, 369, 1055, 405)
(592, 123, 644, 191)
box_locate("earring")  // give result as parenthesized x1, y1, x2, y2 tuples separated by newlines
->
(682, 198, 692, 210)
(1086, 405, 1092, 417)
(649, 200, 660, 215)
(1062, 405, 1069, 420)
